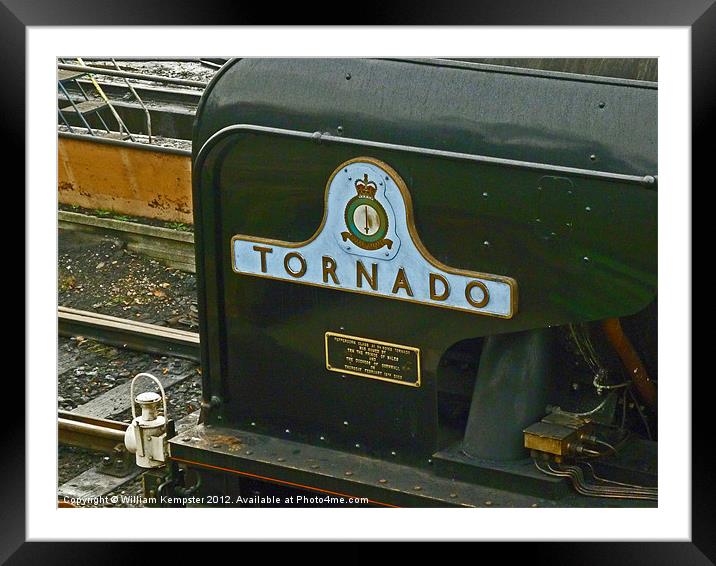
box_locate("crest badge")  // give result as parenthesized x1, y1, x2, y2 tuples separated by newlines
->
(341, 173, 393, 251)
(231, 157, 518, 319)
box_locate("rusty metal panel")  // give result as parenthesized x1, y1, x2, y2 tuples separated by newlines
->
(58, 135, 193, 223)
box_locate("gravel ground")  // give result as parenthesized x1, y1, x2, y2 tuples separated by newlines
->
(68, 59, 217, 90)
(58, 228, 202, 507)
(59, 231, 198, 330)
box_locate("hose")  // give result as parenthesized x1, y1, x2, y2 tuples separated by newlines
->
(602, 318, 657, 412)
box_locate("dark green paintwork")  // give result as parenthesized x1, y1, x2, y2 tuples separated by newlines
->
(191, 59, 657, 462)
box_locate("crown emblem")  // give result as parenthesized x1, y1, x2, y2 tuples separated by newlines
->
(341, 172, 393, 251)
(355, 174, 377, 198)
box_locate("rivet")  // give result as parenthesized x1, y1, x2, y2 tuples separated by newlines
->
(345, 73, 351, 80)
(449, 493, 458, 498)
(483, 241, 490, 247)
(212, 443, 220, 448)
(337, 126, 343, 134)
(245, 450, 253, 455)
(379, 479, 388, 484)
(285, 429, 290, 434)
(320, 436, 326, 441)
(277, 457, 286, 462)
(250, 422, 256, 427)
(355, 443, 361, 448)
(345, 471, 353, 476)
(589, 154, 597, 161)
(482, 192, 489, 198)
(532, 503, 539, 507)
(585, 206, 592, 212)
(414, 486, 422, 491)
(485, 500, 493, 506)
(310, 464, 320, 469)
(583, 256, 591, 263)
(343, 421, 349, 426)
(391, 451, 397, 456)
(598, 101, 606, 109)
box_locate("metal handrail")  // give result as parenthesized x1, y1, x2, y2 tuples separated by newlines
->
(76, 57, 135, 142)
(57, 80, 94, 135)
(111, 58, 152, 143)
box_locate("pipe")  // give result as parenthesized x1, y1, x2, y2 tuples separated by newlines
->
(461, 328, 557, 461)
(602, 318, 657, 412)
(58, 63, 208, 89)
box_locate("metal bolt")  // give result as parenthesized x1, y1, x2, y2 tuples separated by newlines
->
(598, 101, 606, 109)
(589, 154, 597, 161)
(345, 73, 352, 80)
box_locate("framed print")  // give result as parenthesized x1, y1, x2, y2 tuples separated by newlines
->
(6, 2, 706, 563)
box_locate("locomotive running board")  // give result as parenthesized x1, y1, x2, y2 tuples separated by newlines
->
(169, 424, 656, 508)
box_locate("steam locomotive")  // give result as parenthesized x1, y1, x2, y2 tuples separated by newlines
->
(143, 58, 657, 507)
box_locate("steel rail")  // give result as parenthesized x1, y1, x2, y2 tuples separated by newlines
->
(58, 306, 200, 361)
(58, 63, 209, 89)
(58, 411, 128, 453)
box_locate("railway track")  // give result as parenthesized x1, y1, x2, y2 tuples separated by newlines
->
(58, 307, 202, 505)
(58, 306, 200, 361)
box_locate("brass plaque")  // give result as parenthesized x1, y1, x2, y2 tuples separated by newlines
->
(324, 332, 421, 387)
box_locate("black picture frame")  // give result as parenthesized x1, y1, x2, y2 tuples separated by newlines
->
(7, 2, 706, 562)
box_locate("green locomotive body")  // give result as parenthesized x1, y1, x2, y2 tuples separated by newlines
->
(167, 58, 657, 507)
